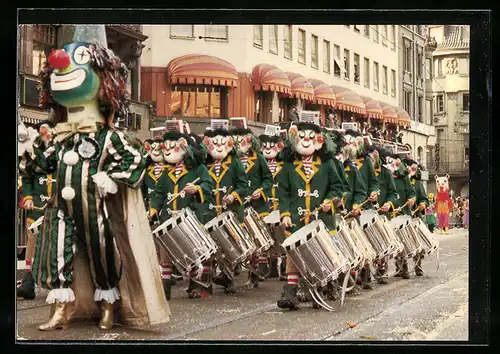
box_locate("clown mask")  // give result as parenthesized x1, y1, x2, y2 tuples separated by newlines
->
(408, 163, 418, 178)
(233, 133, 253, 155)
(39, 124, 53, 145)
(261, 140, 284, 160)
(335, 152, 345, 163)
(162, 138, 187, 164)
(369, 150, 380, 168)
(295, 130, 324, 157)
(384, 156, 398, 173)
(343, 135, 358, 160)
(204, 135, 233, 161)
(145, 141, 164, 163)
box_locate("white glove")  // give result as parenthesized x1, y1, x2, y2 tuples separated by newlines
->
(91, 171, 118, 198)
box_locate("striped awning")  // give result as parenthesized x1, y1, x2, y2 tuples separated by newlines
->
(360, 96, 384, 120)
(20, 116, 46, 125)
(252, 64, 291, 93)
(379, 102, 399, 124)
(330, 86, 366, 114)
(396, 108, 412, 127)
(167, 54, 239, 87)
(308, 79, 336, 107)
(285, 72, 315, 101)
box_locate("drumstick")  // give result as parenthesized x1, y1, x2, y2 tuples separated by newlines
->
(221, 186, 233, 201)
(167, 177, 200, 205)
(342, 195, 374, 220)
(300, 197, 338, 222)
(244, 188, 264, 205)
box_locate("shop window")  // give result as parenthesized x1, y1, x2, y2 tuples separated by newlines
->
(171, 85, 224, 118)
(205, 25, 228, 40)
(170, 25, 194, 38)
(253, 25, 263, 48)
(311, 34, 318, 69)
(269, 25, 278, 54)
(298, 29, 306, 64)
(284, 25, 292, 59)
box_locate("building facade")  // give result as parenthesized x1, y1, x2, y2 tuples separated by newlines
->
(426, 25, 470, 197)
(140, 25, 413, 135)
(18, 24, 152, 140)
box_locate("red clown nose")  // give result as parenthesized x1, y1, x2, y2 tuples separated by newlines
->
(48, 49, 70, 70)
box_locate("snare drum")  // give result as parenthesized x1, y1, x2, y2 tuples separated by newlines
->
(263, 210, 286, 253)
(346, 217, 378, 263)
(411, 218, 439, 257)
(332, 218, 364, 269)
(244, 207, 274, 255)
(389, 215, 422, 259)
(152, 208, 218, 275)
(379, 215, 404, 256)
(360, 210, 394, 260)
(282, 220, 349, 288)
(205, 211, 257, 267)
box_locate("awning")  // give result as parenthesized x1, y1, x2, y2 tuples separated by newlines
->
(360, 96, 384, 120)
(330, 86, 366, 114)
(285, 72, 315, 101)
(167, 54, 239, 87)
(396, 108, 412, 127)
(252, 64, 291, 93)
(379, 102, 399, 124)
(20, 116, 46, 125)
(308, 79, 336, 107)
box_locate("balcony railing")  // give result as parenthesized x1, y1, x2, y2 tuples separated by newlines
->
(409, 120, 436, 136)
(427, 161, 469, 177)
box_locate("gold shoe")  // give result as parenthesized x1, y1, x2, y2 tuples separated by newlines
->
(98, 301, 114, 330)
(38, 300, 69, 331)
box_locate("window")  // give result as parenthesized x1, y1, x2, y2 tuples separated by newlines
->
(373, 62, 379, 90)
(354, 25, 361, 33)
(459, 57, 469, 74)
(364, 25, 370, 37)
(391, 25, 396, 50)
(382, 66, 388, 94)
(382, 25, 388, 46)
(391, 69, 396, 96)
(354, 53, 360, 84)
(333, 45, 341, 77)
(404, 90, 412, 113)
(426, 99, 433, 124)
(373, 25, 379, 42)
(417, 47, 423, 78)
(253, 25, 263, 48)
(205, 25, 228, 40)
(462, 92, 470, 112)
(171, 85, 224, 118)
(31, 25, 57, 76)
(284, 25, 292, 59)
(269, 25, 278, 54)
(170, 25, 194, 38)
(425, 58, 432, 79)
(435, 94, 444, 112)
(436, 58, 443, 76)
(298, 29, 306, 64)
(364, 58, 370, 87)
(311, 34, 318, 69)
(417, 96, 423, 122)
(403, 38, 412, 72)
(323, 40, 331, 73)
(343, 49, 350, 80)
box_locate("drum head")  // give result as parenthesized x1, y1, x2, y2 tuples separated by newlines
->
(263, 210, 280, 224)
(389, 215, 411, 229)
(282, 220, 324, 250)
(360, 209, 377, 226)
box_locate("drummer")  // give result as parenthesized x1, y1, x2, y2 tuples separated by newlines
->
(277, 116, 345, 310)
(405, 158, 429, 277)
(17, 123, 56, 301)
(230, 118, 273, 287)
(259, 126, 287, 281)
(387, 152, 416, 279)
(368, 146, 399, 284)
(148, 120, 216, 299)
(202, 119, 250, 294)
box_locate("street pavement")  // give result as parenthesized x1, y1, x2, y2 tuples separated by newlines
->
(16, 228, 469, 342)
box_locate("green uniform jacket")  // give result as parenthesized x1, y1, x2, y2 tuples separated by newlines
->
(277, 156, 345, 234)
(356, 156, 380, 210)
(19, 166, 56, 223)
(267, 160, 285, 212)
(205, 154, 249, 223)
(242, 152, 273, 217)
(343, 161, 368, 212)
(141, 163, 168, 211)
(411, 178, 429, 218)
(332, 158, 351, 208)
(375, 165, 398, 214)
(392, 174, 416, 215)
(150, 163, 214, 225)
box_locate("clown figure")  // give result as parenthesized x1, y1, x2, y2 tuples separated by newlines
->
(434, 174, 453, 234)
(26, 25, 169, 331)
(277, 120, 344, 310)
(148, 126, 215, 299)
(426, 193, 437, 232)
(202, 123, 249, 294)
(230, 119, 273, 287)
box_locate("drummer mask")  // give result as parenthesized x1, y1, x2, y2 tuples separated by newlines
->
(369, 150, 381, 168)
(343, 135, 358, 160)
(233, 133, 253, 155)
(384, 156, 398, 173)
(146, 140, 164, 163)
(295, 129, 324, 157)
(203, 134, 234, 161)
(261, 139, 284, 160)
(408, 163, 418, 178)
(39, 124, 53, 145)
(162, 137, 188, 164)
